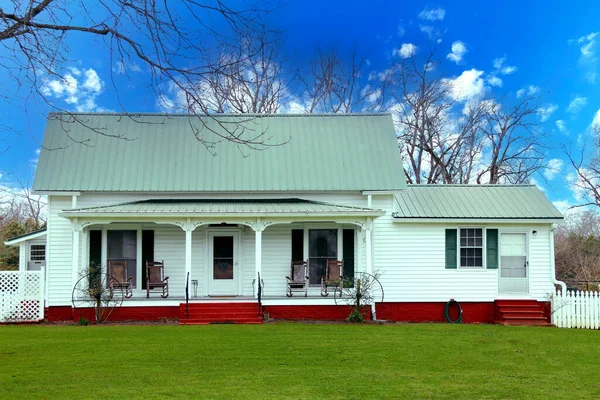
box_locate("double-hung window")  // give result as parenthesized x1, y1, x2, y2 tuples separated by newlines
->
(459, 228, 483, 268)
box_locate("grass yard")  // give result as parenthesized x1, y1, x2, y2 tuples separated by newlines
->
(0, 323, 599, 399)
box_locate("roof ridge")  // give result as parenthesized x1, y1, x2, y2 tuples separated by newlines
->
(48, 112, 392, 118)
(407, 184, 536, 188)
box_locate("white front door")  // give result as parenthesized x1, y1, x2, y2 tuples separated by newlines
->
(499, 233, 528, 294)
(208, 231, 240, 296)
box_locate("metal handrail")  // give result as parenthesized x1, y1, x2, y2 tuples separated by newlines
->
(185, 272, 189, 319)
(257, 272, 263, 318)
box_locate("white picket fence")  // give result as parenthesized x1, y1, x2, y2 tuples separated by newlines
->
(0, 269, 45, 323)
(552, 290, 600, 329)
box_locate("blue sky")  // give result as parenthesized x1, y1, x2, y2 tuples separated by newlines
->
(1, 0, 599, 213)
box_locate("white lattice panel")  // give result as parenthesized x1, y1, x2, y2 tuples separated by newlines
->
(0, 270, 44, 322)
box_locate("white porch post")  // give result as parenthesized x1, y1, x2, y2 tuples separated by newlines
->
(184, 223, 193, 291)
(71, 219, 82, 291)
(254, 218, 263, 298)
(365, 218, 376, 320)
(365, 219, 373, 276)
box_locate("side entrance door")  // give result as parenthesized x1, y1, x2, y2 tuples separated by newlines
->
(498, 233, 528, 294)
(208, 231, 240, 296)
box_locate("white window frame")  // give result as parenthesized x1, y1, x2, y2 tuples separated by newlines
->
(457, 226, 486, 269)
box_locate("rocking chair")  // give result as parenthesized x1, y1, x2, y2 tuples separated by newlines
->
(108, 260, 133, 299)
(286, 260, 309, 297)
(321, 260, 344, 297)
(146, 260, 169, 298)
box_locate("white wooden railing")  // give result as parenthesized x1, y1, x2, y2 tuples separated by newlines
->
(0, 268, 45, 322)
(552, 290, 600, 329)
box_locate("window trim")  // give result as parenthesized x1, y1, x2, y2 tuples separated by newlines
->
(457, 226, 486, 269)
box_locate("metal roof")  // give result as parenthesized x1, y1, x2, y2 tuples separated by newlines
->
(59, 199, 384, 218)
(393, 185, 563, 220)
(4, 228, 47, 246)
(33, 113, 406, 192)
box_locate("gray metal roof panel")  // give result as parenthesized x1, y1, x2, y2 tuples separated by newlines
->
(394, 185, 563, 219)
(34, 113, 406, 192)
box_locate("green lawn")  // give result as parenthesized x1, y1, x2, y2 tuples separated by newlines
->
(0, 323, 598, 399)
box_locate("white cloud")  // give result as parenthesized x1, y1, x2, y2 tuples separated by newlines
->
(577, 32, 598, 57)
(552, 200, 572, 214)
(487, 76, 503, 87)
(393, 43, 418, 58)
(397, 21, 405, 37)
(544, 158, 564, 180)
(567, 96, 587, 113)
(516, 85, 540, 98)
(40, 67, 105, 112)
(447, 41, 467, 64)
(443, 69, 487, 102)
(493, 56, 518, 75)
(592, 109, 600, 130)
(573, 32, 599, 83)
(419, 7, 445, 21)
(537, 104, 558, 122)
(419, 24, 440, 41)
(556, 120, 569, 134)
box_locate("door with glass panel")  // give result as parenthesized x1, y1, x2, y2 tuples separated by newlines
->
(308, 229, 338, 285)
(499, 233, 528, 294)
(208, 232, 239, 295)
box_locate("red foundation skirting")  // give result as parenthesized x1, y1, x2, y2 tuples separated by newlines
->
(262, 305, 371, 321)
(375, 302, 496, 323)
(45, 306, 179, 322)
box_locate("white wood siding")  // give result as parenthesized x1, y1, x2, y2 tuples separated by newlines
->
(45, 192, 556, 305)
(47, 196, 74, 305)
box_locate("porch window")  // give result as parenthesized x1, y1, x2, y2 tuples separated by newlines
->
(30, 245, 45, 261)
(459, 228, 483, 268)
(308, 229, 338, 285)
(107, 230, 137, 287)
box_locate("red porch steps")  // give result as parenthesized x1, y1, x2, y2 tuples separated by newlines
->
(179, 302, 262, 325)
(494, 300, 551, 326)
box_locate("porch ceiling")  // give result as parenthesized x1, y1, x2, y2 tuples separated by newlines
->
(59, 198, 384, 219)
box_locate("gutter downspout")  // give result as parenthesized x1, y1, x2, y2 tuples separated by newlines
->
(549, 224, 567, 294)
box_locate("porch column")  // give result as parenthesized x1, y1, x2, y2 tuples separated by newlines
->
(184, 226, 193, 290)
(71, 219, 82, 291)
(254, 219, 264, 298)
(365, 219, 373, 275)
(365, 218, 375, 319)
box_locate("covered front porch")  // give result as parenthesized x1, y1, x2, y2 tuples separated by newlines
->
(61, 199, 383, 305)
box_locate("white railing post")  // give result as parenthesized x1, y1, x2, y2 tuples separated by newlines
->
(38, 268, 45, 321)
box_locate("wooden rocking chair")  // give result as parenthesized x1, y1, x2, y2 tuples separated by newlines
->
(108, 260, 133, 299)
(146, 260, 169, 298)
(286, 260, 309, 297)
(321, 260, 344, 297)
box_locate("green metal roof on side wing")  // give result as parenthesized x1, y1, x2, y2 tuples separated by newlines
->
(33, 113, 406, 192)
(393, 185, 564, 220)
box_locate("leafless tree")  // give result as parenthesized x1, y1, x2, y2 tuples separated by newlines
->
(475, 96, 544, 184)
(197, 30, 291, 114)
(555, 210, 600, 289)
(0, 0, 280, 148)
(565, 127, 600, 208)
(297, 47, 390, 114)
(0, 181, 46, 228)
(392, 51, 452, 184)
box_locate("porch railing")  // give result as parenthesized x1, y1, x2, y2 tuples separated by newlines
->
(256, 272, 263, 318)
(185, 272, 189, 319)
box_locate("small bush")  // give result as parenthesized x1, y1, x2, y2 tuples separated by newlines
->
(346, 308, 364, 323)
(78, 317, 89, 326)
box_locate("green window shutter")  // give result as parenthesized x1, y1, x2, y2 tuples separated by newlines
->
(291, 229, 304, 262)
(486, 229, 498, 269)
(445, 229, 457, 269)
